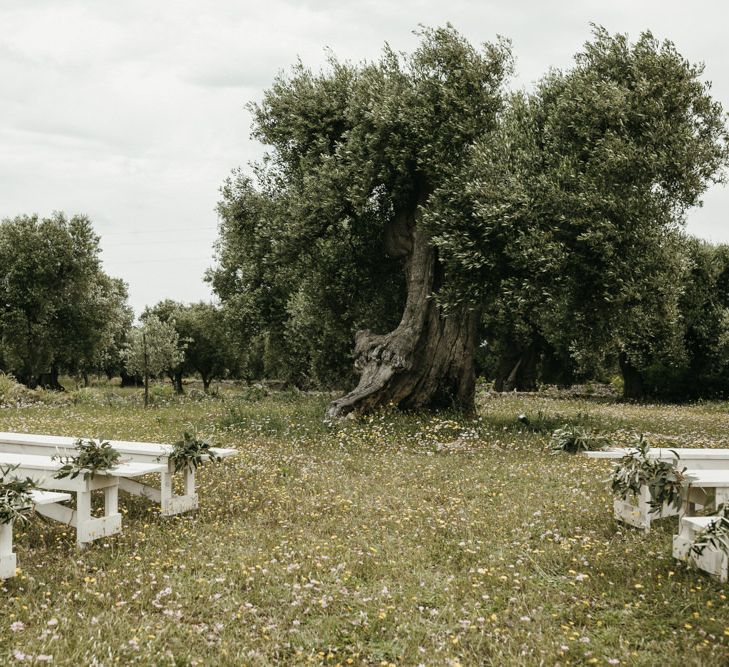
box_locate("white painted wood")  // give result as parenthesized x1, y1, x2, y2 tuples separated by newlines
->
(0, 522, 16, 579)
(585, 448, 729, 469)
(673, 515, 729, 582)
(0, 432, 237, 516)
(613, 485, 677, 532)
(0, 489, 72, 579)
(0, 452, 164, 547)
(117, 477, 162, 503)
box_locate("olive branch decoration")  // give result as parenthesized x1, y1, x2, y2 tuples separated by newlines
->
(53, 438, 122, 481)
(0, 464, 37, 525)
(609, 434, 692, 515)
(167, 429, 221, 474)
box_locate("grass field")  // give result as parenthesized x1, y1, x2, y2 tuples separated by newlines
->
(2, 384, 729, 665)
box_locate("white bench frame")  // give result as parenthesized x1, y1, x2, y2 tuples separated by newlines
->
(0, 433, 237, 516)
(0, 452, 166, 547)
(0, 490, 71, 579)
(673, 515, 729, 582)
(585, 448, 729, 531)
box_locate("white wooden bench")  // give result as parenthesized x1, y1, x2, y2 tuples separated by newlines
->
(673, 515, 729, 582)
(1, 489, 71, 579)
(0, 432, 237, 516)
(585, 447, 729, 469)
(0, 452, 166, 547)
(585, 448, 729, 531)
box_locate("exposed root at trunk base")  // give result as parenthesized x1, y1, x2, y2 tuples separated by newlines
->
(327, 223, 477, 420)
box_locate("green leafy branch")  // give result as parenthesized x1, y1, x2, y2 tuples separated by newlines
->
(168, 430, 221, 474)
(53, 438, 122, 481)
(0, 464, 36, 525)
(550, 424, 609, 454)
(690, 504, 729, 559)
(609, 434, 692, 514)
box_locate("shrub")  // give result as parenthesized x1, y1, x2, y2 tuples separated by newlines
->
(0, 373, 36, 407)
(550, 425, 609, 454)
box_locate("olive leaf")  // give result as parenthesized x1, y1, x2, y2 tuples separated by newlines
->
(53, 438, 122, 481)
(168, 430, 221, 474)
(0, 464, 36, 525)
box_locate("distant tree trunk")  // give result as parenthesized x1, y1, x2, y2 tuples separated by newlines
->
(143, 333, 149, 408)
(82, 371, 89, 388)
(327, 198, 477, 419)
(202, 375, 211, 393)
(38, 364, 64, 391)
(173, 369, 184, 395)
(494, 343, 538, 392)
(120, 370, 138, 387)
(619, 352, 644, 400)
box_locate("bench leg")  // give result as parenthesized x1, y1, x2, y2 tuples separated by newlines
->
(184, 468, 195, 497)
(119, 472, 199, 517)
(0, 521, 17, 579)
(104, 485, 118, 516)
(75, 489, 122, 547)
(160, 470, 198, 516)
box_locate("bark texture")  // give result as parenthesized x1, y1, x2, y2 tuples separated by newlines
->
(327, 216, 477, 419)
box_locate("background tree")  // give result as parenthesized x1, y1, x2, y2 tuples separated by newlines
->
(144, 301, 232, 392)
(627, 239, 729, 398)
(0, 212, 128, 388)
(123, 315, 184, 407)
(430, 27, 729, 399)
(94, 278, 135, 384)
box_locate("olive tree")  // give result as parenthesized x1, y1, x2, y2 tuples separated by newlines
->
(431, 27, 729, 397)
(123, 315, 184, 407)
(213, 26, 512, 416)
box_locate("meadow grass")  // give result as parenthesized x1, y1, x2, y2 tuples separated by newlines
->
(1, 386, 729, 665)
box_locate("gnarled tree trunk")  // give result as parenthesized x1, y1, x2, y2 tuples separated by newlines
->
(327, 206, 477, 419)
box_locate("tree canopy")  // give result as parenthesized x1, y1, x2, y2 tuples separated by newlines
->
(0, 212, 131, 388)
(211, 25, 729, 411)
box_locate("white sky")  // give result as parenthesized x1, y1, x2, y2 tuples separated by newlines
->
(1, 1, 728, 315)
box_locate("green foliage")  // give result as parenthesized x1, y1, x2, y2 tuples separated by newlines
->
(550, 425, 609, 454)
(609, 435, 690, 513)
(209, 25, 511, 389)
(123, 315, 185, 380)
(0, 465, 36, 525)
(690, 503, 729, 559)
(53, 438, 122, 481)
(0, 213, 130, 387)
(168, 430, 221, 473)
(430, 27, 729, 390)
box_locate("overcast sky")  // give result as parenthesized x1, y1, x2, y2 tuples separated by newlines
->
(2, 1, 728, 315)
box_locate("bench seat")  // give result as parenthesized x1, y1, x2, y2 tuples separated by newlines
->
(0, 432, 237, 516)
